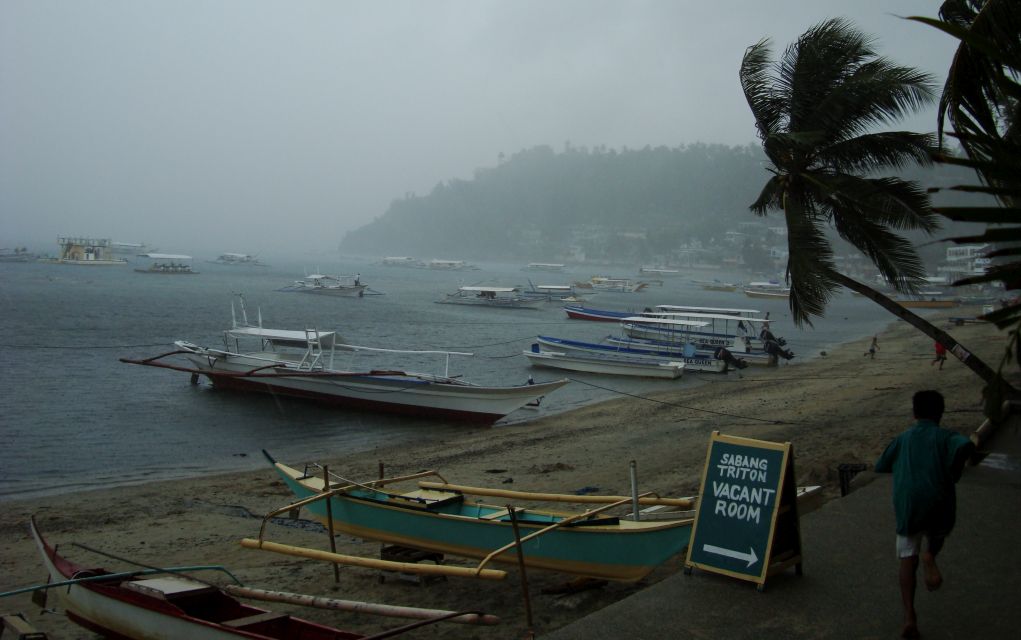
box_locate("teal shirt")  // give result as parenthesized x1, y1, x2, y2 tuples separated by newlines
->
(875, 420, 974, 536)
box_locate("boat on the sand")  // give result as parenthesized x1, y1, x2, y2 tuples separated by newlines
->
(259, 451, 695, 582)
(23, 517, 490, 639)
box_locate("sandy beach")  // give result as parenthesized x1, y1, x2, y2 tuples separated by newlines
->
(0, 307, 1006, 639)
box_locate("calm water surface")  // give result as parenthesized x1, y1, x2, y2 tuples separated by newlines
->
(0, 257, 901, 501)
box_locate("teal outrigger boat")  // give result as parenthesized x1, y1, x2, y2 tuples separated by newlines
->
(261, 451, 694, 582)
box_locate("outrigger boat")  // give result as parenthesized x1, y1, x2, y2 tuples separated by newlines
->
(134, 253, 198, 274)
(435, 286, 544, 309)
(524, 344, 686, 379)
(574, 276, 648, 293)
(534, 334, 731, 373)
(256, 451, 695, 582)
(23, 518, 489, 639)
(208, 253, 268, 267)
(120, 298, 566, 423)
(278, 273, 367, 297)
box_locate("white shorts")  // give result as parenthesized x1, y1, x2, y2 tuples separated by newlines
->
(896, 532, 944, 558)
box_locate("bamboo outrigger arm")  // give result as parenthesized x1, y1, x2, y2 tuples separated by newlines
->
(473, 493, 657, 575)
(222, 585, 499, 625)
(418, 481, 696, 509)
(239, 538, 507, 581)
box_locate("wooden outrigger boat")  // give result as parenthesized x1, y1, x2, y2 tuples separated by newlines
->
(258, 451, 695, 582)
(435, 286, 544, 309)
(120, 297, 566, 423)
(27, 517, 366, 639)
(22, 518, 492, 639)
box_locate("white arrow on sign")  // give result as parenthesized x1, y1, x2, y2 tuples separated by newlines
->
(703, 544, 759, 568)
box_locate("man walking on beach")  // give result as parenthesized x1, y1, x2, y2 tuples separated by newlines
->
(874, 390, 973, 639)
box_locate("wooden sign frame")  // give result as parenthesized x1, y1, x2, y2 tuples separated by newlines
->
(684, 431, 803, 589)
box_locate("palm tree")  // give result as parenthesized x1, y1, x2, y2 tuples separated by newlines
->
(740, 17, 1002, 385)
(909, 0, 1021, 408)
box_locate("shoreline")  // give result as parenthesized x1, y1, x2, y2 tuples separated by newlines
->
(0, 306, 1005, 639)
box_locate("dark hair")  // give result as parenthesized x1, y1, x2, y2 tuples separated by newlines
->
(913, 390, 945, 422)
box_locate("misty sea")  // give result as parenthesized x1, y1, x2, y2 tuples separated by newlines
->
(0, 256, 904, 502)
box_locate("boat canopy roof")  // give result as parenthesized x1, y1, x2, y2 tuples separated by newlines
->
(656, 304, 760, 316)
(460, 286, 517, 292)
(650, 311, 771, 323)
(535, 285, 573, 291)
(622, 316, 709, 327)
(228, 326, 336, 348)
(221, 252, 251, 258)
(140, 253, 192, 260)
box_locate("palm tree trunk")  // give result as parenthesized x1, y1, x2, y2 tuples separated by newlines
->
(833, 272, 1012, 392)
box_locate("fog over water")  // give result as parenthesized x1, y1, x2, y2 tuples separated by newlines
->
(2, 0, 956, 255)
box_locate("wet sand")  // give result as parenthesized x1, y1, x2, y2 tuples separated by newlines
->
(0, 307, 1004, 639)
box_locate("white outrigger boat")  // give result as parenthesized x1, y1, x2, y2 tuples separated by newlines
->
(121, 299, 567, 423)
(436, 286, 544, 309)
(575, 276, 648, 293)
(208, 252, 268, 266)
(278, 273, 366, 297)
(134, 253, 198, 274)
(524, 344, 685, 379)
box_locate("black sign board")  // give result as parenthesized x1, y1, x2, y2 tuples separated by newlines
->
(685, 431, 802, 587)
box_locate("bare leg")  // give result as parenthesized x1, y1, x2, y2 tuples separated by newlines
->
(921, 550, 943, 591)
(899, 556, 920, 638)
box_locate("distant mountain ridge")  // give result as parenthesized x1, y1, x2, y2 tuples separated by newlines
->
(339, 142, 988, 264)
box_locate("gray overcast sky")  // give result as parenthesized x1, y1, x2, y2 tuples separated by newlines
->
(1, 0, 958, 256)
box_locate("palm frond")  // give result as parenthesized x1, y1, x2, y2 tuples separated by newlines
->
(740, 39, 786, 141)
(816, 131, 936, 173)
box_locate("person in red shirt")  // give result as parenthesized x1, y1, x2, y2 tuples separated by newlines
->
(932, 341, 947, 370)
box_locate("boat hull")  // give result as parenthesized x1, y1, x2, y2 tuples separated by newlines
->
(30, 520, 359, 640)
(183, 352, 565, 423)
(271, 461, 692, 582)
(536, 336, 728, 373)
(524, 349, 684, 378)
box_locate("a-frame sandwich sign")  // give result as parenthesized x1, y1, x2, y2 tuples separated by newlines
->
(684, 431, 803, 589)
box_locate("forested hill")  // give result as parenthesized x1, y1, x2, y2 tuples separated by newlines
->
(339, 143, 768, 261)
(338, 143, 985, 263)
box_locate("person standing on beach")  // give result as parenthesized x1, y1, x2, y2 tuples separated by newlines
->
(874, 390, 974, 639)
(865, 334, 879, 359)
(932, 341, 947, 370)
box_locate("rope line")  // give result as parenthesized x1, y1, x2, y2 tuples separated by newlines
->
(565, 377, 805, 425)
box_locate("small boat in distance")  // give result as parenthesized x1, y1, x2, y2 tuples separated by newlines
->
(638, 266, 680, 276)
(278, 273, 366, 297)
(208, 253, 268, 267)
(744, 282, 791, 299)
(120, 297, 565, 422)
(525, 262, 566, 272)
(381, 256, 424, 267)
(427, 259, 477, 270)
(53, 236, 127, 265)
(896, 291, 961, 309)
(436, 286, 544, 309)
(134, 253, 198, 274)
(575, 276, 648, 293)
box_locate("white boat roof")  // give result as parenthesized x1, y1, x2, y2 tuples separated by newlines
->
(648, 312, 771, 323)
(656, 305, 760, 315)
(622, 316, 709, 327)
(529, 263, 565, 267)
(747, 281, 786, 288)
(460, 286, 517, 292)
(221, 252, 251, 258)
(536, 285, 572, 291)
(229, 326, 336, 343)
(140, 253, 192, 260)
